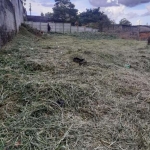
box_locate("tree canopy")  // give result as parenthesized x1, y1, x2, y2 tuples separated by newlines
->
(53, 0, 78, 23)
(21, 0, 26, 6)
(79, 8, 101, 24)
(41, 12, 44, 17)
(45, 12, 53, 18)
(119, 18, 132, 26)
(78, 8, 111, 30)
(42, 1, 111, 29)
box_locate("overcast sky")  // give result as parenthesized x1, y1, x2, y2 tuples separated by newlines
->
(25, 0, 150, 25)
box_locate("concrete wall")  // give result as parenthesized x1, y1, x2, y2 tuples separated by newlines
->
(25, 21, 98, 33)
(0, 0, 24, 48)
(24, 21, 150, 40)
(11, 0, 24, 32)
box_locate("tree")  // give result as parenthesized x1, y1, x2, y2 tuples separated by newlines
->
(110, 20, 116, 25)
(21, 0, 26, 6)
(119, 18, 132, 26)
(98, 12, 111, 30)
(53, 0, 78, 23)
(41, 12, 44, 17)
(45, 12, 53, 18)
(79, 7, 111, 30)
(79, 8, 101, 25)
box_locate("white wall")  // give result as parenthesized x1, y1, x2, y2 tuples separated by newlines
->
(0, 0, 24, 32)
(11, 0, 24, 32)
(25, 21, 98, 33)
(0, 0, 15, 32)
(5, 9, 16, 32)
(0, 0, 24, 47)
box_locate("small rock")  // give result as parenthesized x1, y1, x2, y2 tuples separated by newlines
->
(56, 99, 65, 107)
(141, 55, 146, 58)
(73, 57, 87, 66)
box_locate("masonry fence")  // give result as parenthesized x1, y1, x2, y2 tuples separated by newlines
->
(24, 21, 150, 40)
(24, 21, 98, 33)
(0, 0, 24, 48)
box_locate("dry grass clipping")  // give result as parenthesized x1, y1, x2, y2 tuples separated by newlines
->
(0, 26, 150, 150)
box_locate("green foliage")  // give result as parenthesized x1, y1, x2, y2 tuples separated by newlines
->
(119, 18, 132, 26)
(45, 12, 53, 18)
(79, 8, 101, 24)
(98, 13, 111, 31)
(21, 0, 26, 6)
(110, 20, 116, 25)
(41, 12, 44, 17)
(78, 8, 111, 31)
(43, 2, 110, 27)
(53, 0, 78, 23)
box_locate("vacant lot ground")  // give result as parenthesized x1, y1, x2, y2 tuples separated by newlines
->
(0, 27, 150, 150)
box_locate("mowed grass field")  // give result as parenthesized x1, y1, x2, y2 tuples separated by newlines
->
(0, 27, 150, 150)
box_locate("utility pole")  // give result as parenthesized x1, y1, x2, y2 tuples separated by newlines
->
(138, 20, 141, 25)
(29, 3, 31, 16)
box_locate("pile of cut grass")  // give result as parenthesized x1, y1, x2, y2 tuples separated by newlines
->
(0, 26, 150, 150)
